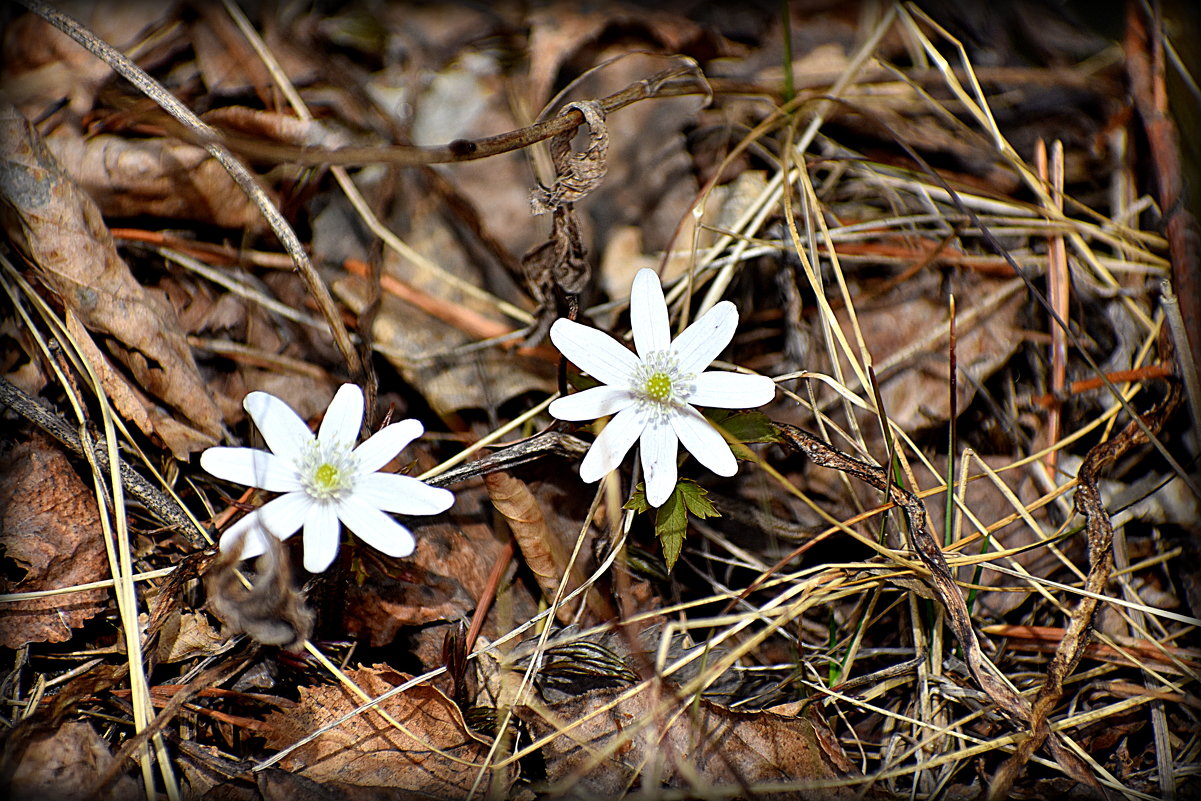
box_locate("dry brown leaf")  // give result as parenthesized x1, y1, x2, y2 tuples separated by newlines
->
(343, 559, 475, 649)
(0, 436, 108, 648)
(334, 272, 552, 415)
(44, 126, 270, 232)
(516, 687, 857, 800)
(191, 5, 318, 99)
(149, 610, 231, 664)
(62, 310, 217, 456)
(0, 105, 226, 456)
(63, 309, 154, 434)
(5, 719, 138, 801)
(834, 276, 1024, 431)
(190, 9, 273, 99)
(524, 2, 718, 109)
(202, 106, 335, 148)
(0, 1, 178, 117)
(344, 481, 534, 648)
(343, 475, 516, 643)
(262, 665, 508, 798)
(485, 470, 591, 623)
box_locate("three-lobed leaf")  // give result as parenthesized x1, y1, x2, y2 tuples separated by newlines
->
(626, 479, 720, 572)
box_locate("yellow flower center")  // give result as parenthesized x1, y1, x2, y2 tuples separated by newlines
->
(644, 372, 673, 403)
(631, 350, 696, 421)
(313, 463, 340, 491)
(300, 441, 357, 501)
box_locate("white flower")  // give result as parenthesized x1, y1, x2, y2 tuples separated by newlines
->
(200, 384, 454, 573)
(548, 268, 776, 507)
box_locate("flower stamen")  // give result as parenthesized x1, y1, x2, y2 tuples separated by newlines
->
(632, 349, 695, 415)
(645, 372, 672, 402)
(299, 441, 357, 501)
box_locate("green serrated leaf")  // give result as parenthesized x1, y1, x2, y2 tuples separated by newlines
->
(677, 480, 719, 519)
(705, 409, 782, 443)
(654, 484, 688, 571)
(623, 483, 650, 513)
(703, 409, 781, 460)
(625, 480, 721, 572)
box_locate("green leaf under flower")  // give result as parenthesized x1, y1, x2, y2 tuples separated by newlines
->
(703, 409, 782, 460)
(625, 478, 719, 571)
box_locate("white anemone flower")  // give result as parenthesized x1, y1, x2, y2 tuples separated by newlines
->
(548, 268, 776, 507)
(200, 384, 454, 573)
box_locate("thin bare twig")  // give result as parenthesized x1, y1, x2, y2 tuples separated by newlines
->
(212, 68, 709, 168)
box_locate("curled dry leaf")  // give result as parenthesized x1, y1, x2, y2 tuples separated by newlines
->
(520, 203, 590, 345)
(5, 719, 138, 801)
(515, 687, 857, 800)
(0, 437, 107, 648)
(262, 665, 508, 799)
(44, 127, 270, 232)
(522, 101, 606, 342)
(0, 105, 226, 457)
(530, 101, 609, 214)
(485, 470, 595, 624)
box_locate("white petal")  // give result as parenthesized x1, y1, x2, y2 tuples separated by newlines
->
(578, 405, 645, 483)
(630, 268, 671, 358)
(354, 419, 423, 474)
(640, 418, 679, 507)
(243, 391, 313, 463)
(253, 491, 312, 541)
(672, 405, 737, 477)
(338, 496, 417, 558)
(302, 501, 341, 573)
(549, 318, 639, 388)
(549, 385, 636, 421)
(200, 447, 302, 492)
(689, 371, 776, 409)
(318, 384, 364, 450)
(355, 472, 455, 515)
(218, 515, 274, 561)
(671, 301, 738, 376)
